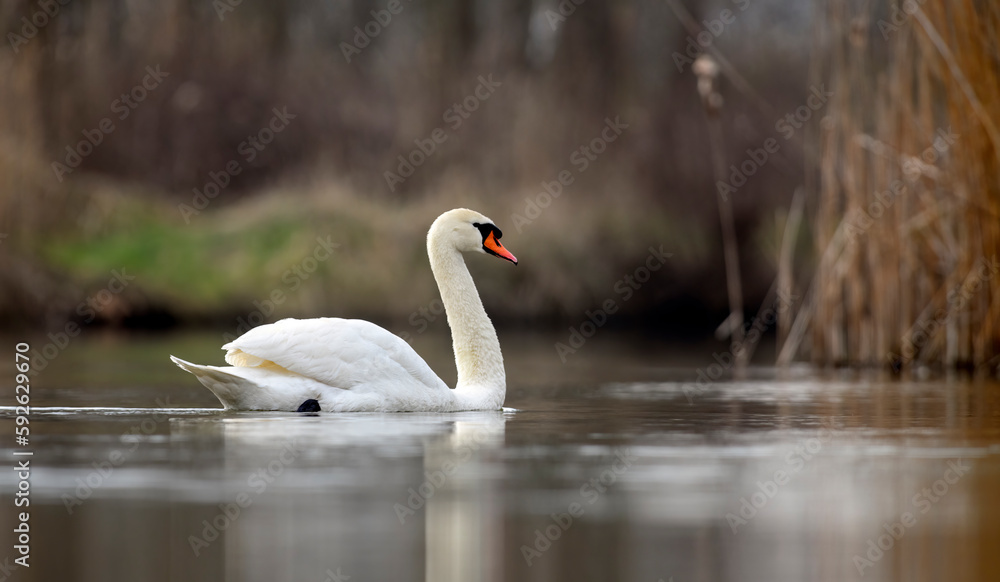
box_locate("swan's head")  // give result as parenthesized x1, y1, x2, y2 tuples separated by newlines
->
(429, 208, 518, 265)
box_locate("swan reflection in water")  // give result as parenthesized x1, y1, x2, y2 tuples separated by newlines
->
(170, 410, 510, 582)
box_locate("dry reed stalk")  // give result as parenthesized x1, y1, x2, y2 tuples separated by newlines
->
(691, 55, 748, 368)
(664, 0, 778, 121)
(777, 187, 805, 347)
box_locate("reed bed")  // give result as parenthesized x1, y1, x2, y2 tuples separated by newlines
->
(791, 0, 1000, 370)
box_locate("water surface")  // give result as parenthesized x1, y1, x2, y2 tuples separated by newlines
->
(1, 331, 998, 581)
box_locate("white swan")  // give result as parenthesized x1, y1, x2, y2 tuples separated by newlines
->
(170, 208, 518, 412)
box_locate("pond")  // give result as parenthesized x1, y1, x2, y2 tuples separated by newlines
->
(1, 330, 999, 582)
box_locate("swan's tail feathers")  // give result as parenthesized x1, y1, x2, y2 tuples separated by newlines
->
(169, 355, 260, 409)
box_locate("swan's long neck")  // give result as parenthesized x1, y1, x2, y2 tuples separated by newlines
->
(428, 234, 506, 410)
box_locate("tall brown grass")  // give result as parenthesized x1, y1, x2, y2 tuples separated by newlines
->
(784, 0, 1000, 370)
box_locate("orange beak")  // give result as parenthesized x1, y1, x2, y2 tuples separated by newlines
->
(484, 231, 518, 265)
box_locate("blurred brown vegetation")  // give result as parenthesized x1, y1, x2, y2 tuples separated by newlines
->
(0, 0, 817, 338)
(7, 0, 996, 371)
(778, 0, 1000, 370)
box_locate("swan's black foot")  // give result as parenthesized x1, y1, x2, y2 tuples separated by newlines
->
(297, 399, 321, 413)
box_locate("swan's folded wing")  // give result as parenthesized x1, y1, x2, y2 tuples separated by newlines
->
(220, 318, 448, 391)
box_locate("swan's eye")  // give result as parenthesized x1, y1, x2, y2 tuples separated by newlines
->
(472, 222, 500, 242)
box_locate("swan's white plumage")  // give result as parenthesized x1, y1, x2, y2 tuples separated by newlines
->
(225, 318, 447, 390)
(170, 208, 516, 412)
